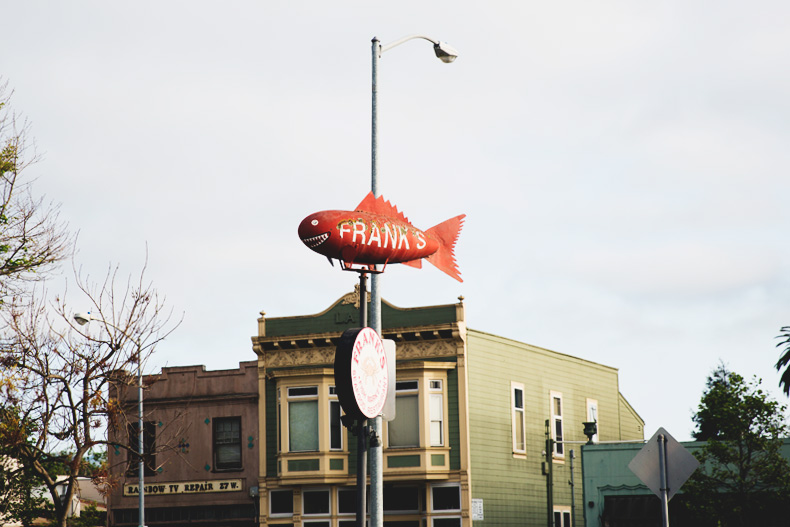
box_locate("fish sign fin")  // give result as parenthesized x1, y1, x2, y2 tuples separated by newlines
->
(425, 214, 465, 282)
(355, 192, 411, 225)
(400, 258, 422, 269)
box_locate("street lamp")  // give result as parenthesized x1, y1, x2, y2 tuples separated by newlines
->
(74, 312, 145, 527)
(369, 34, 458, 527)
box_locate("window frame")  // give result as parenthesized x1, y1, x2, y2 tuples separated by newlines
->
(553, 506, 572, 527)
(126, 421, 157, 477)
(550, 391, 564, 458)
(511, 382, 526, 455)
(269, 488, 294, 518)
(387, 380, 420, 449)
(430, 483, 461, 513)
(213, 416, 242, 471)
(429, 380, 444, 447)
(302, 487, 331, 517)
(287, 385, 320, 453)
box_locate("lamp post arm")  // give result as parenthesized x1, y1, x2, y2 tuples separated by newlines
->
(380, 34, 439, 54)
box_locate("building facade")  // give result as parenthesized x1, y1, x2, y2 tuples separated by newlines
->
(581, 438, 790, 526)
(108, 362, 260, 527)
(251, 290, 645, 527)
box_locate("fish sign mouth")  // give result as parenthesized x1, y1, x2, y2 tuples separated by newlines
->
(302, 232, 330, 248)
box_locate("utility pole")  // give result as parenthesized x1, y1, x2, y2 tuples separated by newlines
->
(545, 419, 554, 527)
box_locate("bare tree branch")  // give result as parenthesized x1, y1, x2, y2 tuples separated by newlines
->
(0, 262, 181, 527)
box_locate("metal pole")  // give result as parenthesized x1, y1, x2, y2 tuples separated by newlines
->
(369, 36, 384, 527)
(138, 354, 145, 527)
(356, 421, 368, 527)
(569, 450, 575, 527)
(546, 420, 554, 527)
(658, 434, 670, 527)
(359, 273, 368, 329)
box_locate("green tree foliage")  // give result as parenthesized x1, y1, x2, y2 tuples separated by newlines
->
(775, 326, 790, 396)
(0, 417, 54, 527)
(682, 364, 790, 526)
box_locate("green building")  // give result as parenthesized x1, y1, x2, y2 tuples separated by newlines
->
(251, 290, 644, 527)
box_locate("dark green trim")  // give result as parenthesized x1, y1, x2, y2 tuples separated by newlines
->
(387, 455, 421, 468)
(265, 298, 459, 337)
(288, 459, 320, 472)
(265, 378, 278, 477)
(431, 454, 446, 466)
(330, 458, 344, 470)
(447, 368, 461, 470)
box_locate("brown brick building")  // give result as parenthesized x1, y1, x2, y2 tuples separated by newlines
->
(108, 361, 260, 527)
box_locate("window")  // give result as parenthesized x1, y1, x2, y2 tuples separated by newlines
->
(337, 488, 357, 515)
(512, 382, 526, 454)
(431, 484, 460, 512)
(550, 391, 564, 457)
(383, 485, 420, 513)
(388, 381, 419, 448)
(432, 519, 461, 527)
(586, 398, 599, 443)
(270, 489, 294, 517)
(553, 507, 571, 527)
(429, 380, 444, 447)
(303, 489, 330, 515)
(330, 386, 343, 451)
(127, 421, 156, 476)
(213, 417, 242, 470)
(288, 386, 319, 452)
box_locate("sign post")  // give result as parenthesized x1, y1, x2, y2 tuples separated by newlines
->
(628, 427, 699, 527)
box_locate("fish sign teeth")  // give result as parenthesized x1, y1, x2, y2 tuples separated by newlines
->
(303, 232, 329, 248)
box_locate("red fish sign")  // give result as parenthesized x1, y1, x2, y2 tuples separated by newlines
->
(298, 192, 465, 282)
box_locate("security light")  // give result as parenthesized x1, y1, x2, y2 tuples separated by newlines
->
(73, 312, 93, 326)
(433, 41, 459, 63)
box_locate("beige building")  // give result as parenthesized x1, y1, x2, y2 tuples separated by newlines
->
(252, 290, 644, 527)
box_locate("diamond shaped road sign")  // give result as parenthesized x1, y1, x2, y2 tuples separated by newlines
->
(628, 427, 700, 501)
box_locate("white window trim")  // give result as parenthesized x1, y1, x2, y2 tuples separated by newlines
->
(550, 391, 564, 459)
(553, 506, 572, 527)
(387, 379, 421, 449)
(336, 488, 357, 516)
(430, 483, 461, 513)
(430, 392, 445, 447)
(287, 385, 320, 453)
(511, 382, 526, 455)
(302, 487, 332, 517)
(586, 398, 599, 444)
(288, 386, 319, 398)
(268, 488, 294, 518)
(430, 517, 462, 527)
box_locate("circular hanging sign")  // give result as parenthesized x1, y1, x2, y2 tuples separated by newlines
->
(334, 327, 389, 420)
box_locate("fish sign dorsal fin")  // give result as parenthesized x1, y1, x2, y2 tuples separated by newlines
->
(355, 192, 411, 225)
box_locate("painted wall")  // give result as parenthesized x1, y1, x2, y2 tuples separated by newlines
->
(581, 438, 790, 527)
(108, 361, 260, 525)
(465, 330, 644, 527)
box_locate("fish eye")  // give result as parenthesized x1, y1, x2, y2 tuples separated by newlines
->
(311, 219, 319, 226)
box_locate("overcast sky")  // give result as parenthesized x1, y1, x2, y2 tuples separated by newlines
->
(3, 1, 789, 441)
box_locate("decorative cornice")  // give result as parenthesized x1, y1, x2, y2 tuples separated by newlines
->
(261, 339, 462, 370)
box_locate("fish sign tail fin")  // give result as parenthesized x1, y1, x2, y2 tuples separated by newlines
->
(425, 214, 465, 282)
